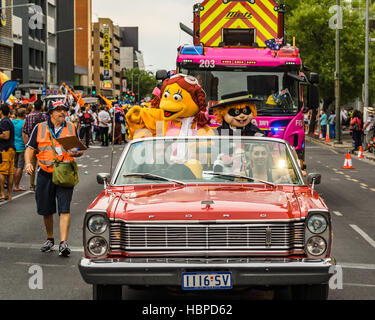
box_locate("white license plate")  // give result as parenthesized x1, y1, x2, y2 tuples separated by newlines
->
(182, 272, 232, 290)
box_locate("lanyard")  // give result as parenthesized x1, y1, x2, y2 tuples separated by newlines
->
(47, 121, 65, 140)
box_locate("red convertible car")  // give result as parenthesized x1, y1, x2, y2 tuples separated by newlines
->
(78, 136, 335, 300)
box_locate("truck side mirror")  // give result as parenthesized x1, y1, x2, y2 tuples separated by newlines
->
(308, 85, 320, 110)
(309, 72, 319, 84)
(156, 70, 168, 81)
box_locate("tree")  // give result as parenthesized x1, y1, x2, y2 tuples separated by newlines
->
(123, 69, 158, 102)
(284, 0, 366, 109)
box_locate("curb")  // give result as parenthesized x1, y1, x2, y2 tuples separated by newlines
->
(306, 136, 375, 163)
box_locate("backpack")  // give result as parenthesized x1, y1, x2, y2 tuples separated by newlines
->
(81, 112, 92, 126)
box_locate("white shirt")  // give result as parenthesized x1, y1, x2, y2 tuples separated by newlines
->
(98, 110, 111, 128)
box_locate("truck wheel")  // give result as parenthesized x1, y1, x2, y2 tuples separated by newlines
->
(291, 284, 329, 300)
(93, 284, 122, 300)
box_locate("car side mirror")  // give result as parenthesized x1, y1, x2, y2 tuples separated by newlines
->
(156, 70, 168, 81)
(97, 173, 111, 187)
(307, 173, 321, 190)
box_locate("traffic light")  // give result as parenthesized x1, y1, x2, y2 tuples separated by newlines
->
(125, 91, 130, 99)
(130, 92, 135, 100)
(91, 86, 97, 96)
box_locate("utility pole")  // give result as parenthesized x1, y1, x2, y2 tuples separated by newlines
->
(335, 0, 342, 144)
(364, 0, 370, 121)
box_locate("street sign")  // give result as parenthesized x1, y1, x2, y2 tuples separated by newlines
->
(104, 69, 110, 79)
(42, 88, 47, 96)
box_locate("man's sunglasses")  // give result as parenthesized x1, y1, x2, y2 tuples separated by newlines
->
(228, 106, 252, 117)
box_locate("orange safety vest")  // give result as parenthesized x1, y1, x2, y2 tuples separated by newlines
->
(36, 121, 76, 173)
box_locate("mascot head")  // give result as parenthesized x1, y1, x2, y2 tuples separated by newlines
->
(212, 92, 258, 129)
(153, 74, 208, 126)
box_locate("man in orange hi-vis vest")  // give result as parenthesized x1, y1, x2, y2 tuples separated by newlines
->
(24, 100, 84, 257)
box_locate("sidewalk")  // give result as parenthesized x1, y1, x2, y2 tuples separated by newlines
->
(306, 131, 375, 163)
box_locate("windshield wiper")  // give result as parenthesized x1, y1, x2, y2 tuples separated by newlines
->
(122, 173, 186, 186)
(206, 172, 276, 188)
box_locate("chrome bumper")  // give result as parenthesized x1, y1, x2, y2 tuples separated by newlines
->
(79, 257, 336, 287)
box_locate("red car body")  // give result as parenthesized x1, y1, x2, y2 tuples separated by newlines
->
(79, 137, 335, 300)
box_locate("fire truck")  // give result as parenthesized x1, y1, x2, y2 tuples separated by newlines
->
(173, 0, 320, 168)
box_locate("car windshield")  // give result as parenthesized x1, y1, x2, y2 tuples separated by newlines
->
(114, 137, 303, 186)
(181, 69, 300, 116)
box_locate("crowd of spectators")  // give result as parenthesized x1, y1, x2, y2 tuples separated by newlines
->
(0, 98, 128, 202)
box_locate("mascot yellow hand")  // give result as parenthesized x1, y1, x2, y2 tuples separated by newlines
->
(126, 74, 213, 139)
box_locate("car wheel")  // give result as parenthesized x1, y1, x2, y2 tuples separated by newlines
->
(291, 284, 329, 300)
(93, 284, 122, 300)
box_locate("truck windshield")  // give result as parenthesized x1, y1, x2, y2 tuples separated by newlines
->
(181, 69, 300, 116)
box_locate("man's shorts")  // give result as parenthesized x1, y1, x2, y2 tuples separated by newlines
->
(35, 169, 74, 216)
(14, 151, 25, 169)
(0, 149, 15, 175)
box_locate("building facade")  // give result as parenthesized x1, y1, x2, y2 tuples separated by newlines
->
(12, 0, 58, 91)
(92, 18, 121, 97)
(74, 0, 92, 92)
(56, 0, 74, 87)
(119, 26, 144, 71)
(0, 0, 13, 76)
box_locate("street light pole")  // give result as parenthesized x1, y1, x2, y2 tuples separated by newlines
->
(335, 0, 342, 144)
(364, 0, 370, 120)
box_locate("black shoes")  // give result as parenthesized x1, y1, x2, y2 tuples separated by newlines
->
(40, 239, 55, 252)
(59, 241, 71, 257)
(41, 239, 71, 257)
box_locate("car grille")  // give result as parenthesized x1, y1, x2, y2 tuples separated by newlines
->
(109, 221, 305, 253)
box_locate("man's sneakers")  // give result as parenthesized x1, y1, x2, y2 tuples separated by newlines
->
(40, 239, 55, 252)
(59, 241, 71, 257)
(40, 239, 71, 257)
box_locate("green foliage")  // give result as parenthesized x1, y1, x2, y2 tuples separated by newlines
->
(123, 69, 158, 101)
(283, 0, 375, 106)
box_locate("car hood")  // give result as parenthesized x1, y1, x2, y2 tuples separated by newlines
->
(108, 185, 302, 222)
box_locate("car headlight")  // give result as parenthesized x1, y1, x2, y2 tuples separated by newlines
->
(306, 236, 327, 256)
(307, 215, 327, 234)
(88, 237, 108, 256)
(87, 215, 107, 234)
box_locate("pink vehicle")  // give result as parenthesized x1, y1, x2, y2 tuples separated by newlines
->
(171, 0, 320, 168)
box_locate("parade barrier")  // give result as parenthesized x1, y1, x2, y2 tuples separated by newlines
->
(342, 152, 355, 169)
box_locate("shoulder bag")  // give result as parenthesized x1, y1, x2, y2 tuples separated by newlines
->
(49, 132, 79, 188)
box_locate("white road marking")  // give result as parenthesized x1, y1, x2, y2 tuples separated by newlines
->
(15, 262, 76, 268)
(340, 263, 375, 270)
(350, 225, 375, 249)
(0, 191, 33, 207)
(333, 211, 343, 217)
(0, 241, 83, 252)
(344, 283, 375, 288)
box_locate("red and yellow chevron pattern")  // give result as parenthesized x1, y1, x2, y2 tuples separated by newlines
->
(199, 0, 279, 47)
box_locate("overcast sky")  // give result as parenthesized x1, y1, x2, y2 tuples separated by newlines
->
(92, 0, 198, 73)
